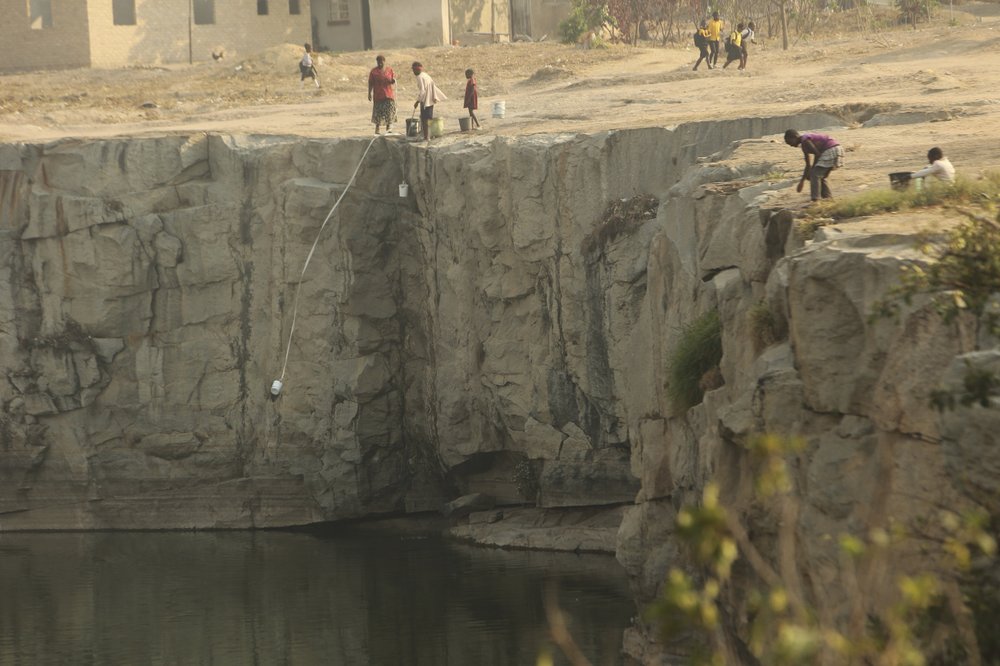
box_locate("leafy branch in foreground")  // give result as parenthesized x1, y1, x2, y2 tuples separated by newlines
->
(647, 434, 997, 666)
(871, 209, 1000, 410)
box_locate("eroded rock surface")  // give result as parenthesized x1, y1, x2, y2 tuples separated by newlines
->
(3, 117, 998, 662)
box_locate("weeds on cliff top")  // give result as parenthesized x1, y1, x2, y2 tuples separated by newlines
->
(581, 195, 659, 257)
(667, 310, 723, 413)
(808, 171, 1000, 220)
(872, 209, 1000, 341)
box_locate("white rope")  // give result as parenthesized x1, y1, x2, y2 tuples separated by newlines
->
(278, 135, 380, 385)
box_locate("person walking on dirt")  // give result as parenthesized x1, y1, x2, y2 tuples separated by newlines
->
(464, 69, 481, 129)
(722, 24, 743, 68)
(299, 43, 320, 89)
(707, 12, 724, 67)
(739, 21, 756, 70)
(412, 62, 447, 141)
(785, 129, 844, 201)
(368, 55, 397, 134)
(693, 21, 712, 70)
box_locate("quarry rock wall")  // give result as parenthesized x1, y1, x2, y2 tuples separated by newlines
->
(2, 120, 997, 660)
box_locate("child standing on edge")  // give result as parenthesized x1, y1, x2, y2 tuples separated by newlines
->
(464, 69, 480, 129)
(299, 43, 319, 89)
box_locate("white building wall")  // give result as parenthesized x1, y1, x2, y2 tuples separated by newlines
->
(86, 0, 312, 68)
(370, 0, 449, 49)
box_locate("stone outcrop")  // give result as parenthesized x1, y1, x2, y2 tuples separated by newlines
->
(2, 115, 998, 660)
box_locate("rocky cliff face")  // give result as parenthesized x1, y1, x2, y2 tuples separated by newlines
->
(0, 115, 830, 529)
(2, 118, 997, 657)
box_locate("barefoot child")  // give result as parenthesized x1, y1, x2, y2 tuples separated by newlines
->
(299, 43, 320, 89)
(464, 69, 480, 129)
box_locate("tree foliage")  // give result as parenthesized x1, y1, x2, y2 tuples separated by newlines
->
(647, 434, 998, 666)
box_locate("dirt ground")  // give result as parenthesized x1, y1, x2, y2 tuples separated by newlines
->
(3, 5, 1000, 207)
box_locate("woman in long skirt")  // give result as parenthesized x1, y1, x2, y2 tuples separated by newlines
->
(368, 55, 397, 134)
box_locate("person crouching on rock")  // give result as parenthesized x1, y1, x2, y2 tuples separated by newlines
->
(785, 129, 844, 202)
(412, 62, 447, 141)
(911, 146, 955, 184)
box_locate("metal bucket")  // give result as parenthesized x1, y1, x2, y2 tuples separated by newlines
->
(406, 117, 419, 138)
(398, 182, 409, 197)
(429, 118, 444, 138)
(459, 117, 472, 132)
(492, 100, 505, 118)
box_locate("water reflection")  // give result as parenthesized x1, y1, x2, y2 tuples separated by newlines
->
(0, 529, 635, 665)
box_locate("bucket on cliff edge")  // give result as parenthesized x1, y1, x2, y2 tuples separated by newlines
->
(492, 100, 506, 119)
(889, 172, 912, 191)
(459, 117, 472, 132)
(405, 117, 419, 138)
(429, 117, 444, 138)
(398, 182, 409, 197)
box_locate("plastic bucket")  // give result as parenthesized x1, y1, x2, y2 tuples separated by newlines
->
(406, 117, 419, 138)
(492, 100, 505, 118)
(459, 117, 471, 132)
(270, 379, 283, 396)
(889, 172, 912, 191)
(429, 118, 444, 138)
(398, 182, 409, 197)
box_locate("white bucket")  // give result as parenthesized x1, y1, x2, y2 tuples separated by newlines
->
(398, 182, 409, 197)
(270, 379, 283, 396)
(492, 100, 506, 119)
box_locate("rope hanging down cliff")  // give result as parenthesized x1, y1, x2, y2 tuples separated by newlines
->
(273, 135, 380, 396)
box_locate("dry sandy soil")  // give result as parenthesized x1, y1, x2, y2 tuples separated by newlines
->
(3, 5, 1000, 208)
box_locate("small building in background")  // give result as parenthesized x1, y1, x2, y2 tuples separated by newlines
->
(311, 0, 570, 52)
(0, 0, 312, 71)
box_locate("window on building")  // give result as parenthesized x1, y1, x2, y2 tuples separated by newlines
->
(289, 0, 301, 14)
(28, 0, 53, 29)
(257, 0, 269, 14)
(113, 0, 137, 25)
(193, 0, 215, 24)
(329, 0, 349, 24)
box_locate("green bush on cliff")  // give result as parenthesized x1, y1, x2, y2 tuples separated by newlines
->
(810, 171, 1000, 220)
(667, 310, 723, 412)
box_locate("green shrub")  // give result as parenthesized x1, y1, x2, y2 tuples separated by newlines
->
(810, 172, 1000, 221)
(748, 300, 785, 351)
(558, 0, 612, 44)
(667, 310, 723, 412)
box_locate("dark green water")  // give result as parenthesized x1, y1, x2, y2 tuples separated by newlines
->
(0, 528, 635, 665)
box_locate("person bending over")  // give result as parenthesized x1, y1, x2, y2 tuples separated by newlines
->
(412, 62, 447, 141)
(785, 129, 844, 201)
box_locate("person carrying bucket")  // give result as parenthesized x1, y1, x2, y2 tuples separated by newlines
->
(412, 62, 447, 141)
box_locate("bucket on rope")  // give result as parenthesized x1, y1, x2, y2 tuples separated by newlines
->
(270, 379, 283, 396)
(429, 118, 444, 138)
(492, 101, 506, 118)
(398, 182, 409, 197)
(406, 117, 419, 138)
(459, 117, 471, 132)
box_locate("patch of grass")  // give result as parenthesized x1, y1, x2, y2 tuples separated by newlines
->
(748, 300, 785, 351)
(668, 310, 723, 412)
(581, 194, 659, 256)
(795, 217, 831, 240)
(808, 172, 1000, 221)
